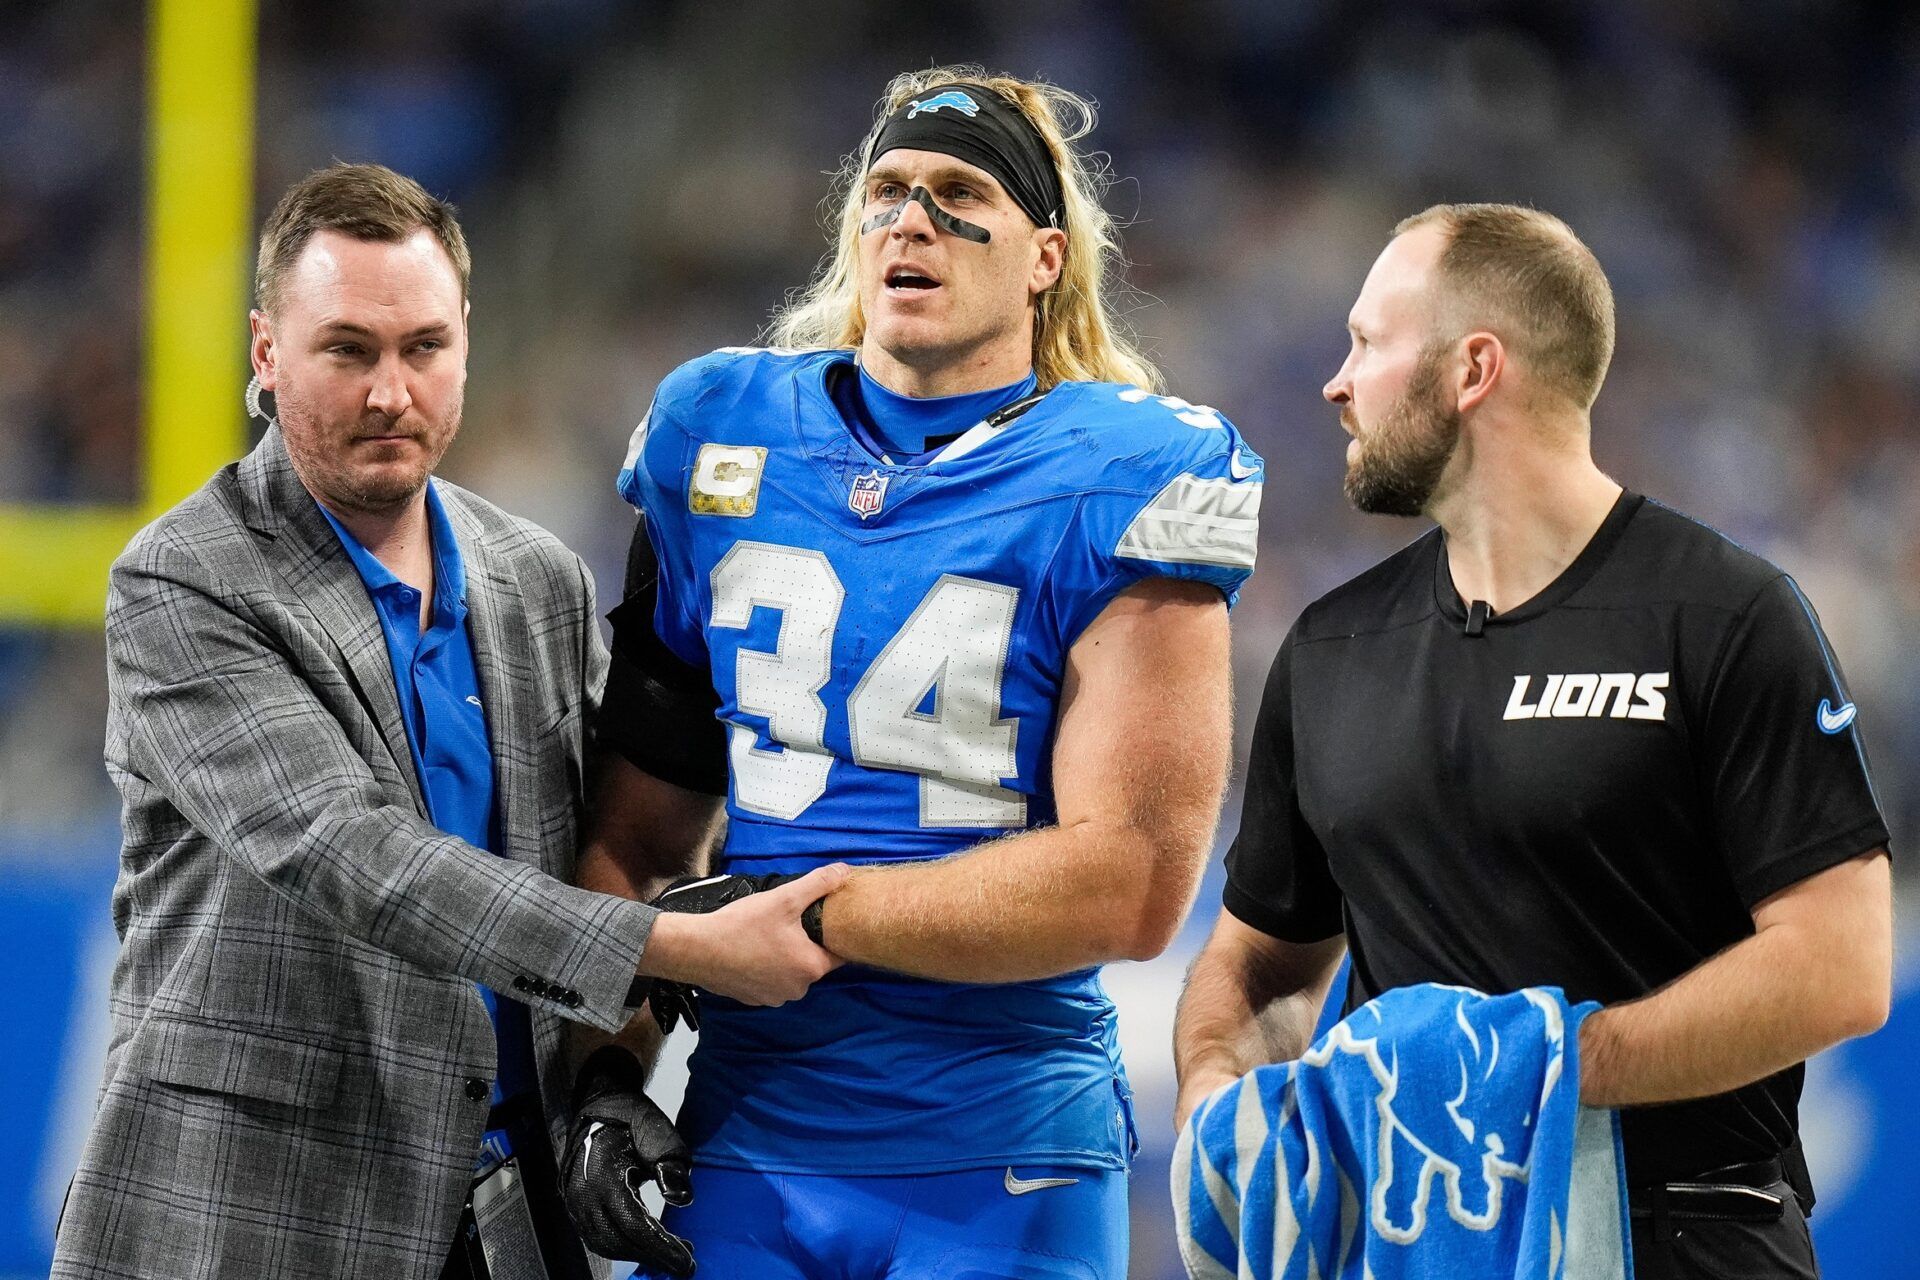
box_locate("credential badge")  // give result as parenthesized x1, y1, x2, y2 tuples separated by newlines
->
(848, 469, 890, 519)
(689, 444, 768, 517)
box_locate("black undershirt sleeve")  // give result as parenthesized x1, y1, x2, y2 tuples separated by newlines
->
(596, 515, 730, 796)
(1698, 574, 1890, 907)
(1222, 628, 1346, 942)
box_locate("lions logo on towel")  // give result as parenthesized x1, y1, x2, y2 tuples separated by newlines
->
(1173, 984, 1631, 1280)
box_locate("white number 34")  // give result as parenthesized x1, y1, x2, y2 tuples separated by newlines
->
(708, 541, 1025, 828)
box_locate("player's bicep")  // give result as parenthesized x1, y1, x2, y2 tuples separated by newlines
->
(578, 753, 726, 901)
(1051, 578, 1232, 851)
(597, 516, 728, 795)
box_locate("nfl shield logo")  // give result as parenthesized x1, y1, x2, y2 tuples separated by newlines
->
(849, 469, 890, 519)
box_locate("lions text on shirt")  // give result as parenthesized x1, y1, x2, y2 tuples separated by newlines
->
(619, 347, 1263, 1174)
(1225, 493, 1887, 1187)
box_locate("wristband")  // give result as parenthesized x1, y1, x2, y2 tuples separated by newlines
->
(801, 897, 826, 948)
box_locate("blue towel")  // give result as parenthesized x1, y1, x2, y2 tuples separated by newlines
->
(1174, 984, 1633, 1279)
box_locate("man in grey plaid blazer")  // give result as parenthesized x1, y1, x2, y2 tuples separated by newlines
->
(53, 164, 841, 1279)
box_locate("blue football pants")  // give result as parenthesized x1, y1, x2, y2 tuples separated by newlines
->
(629, 1163, 1128, 1280)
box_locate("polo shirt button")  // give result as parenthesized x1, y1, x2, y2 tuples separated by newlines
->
(562, 990, 583, 1009)
(511, 976, 530, 992)
(464, 1077, 489, 1102)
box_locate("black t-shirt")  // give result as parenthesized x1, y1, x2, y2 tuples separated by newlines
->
(1225, 492, 1888, 1187)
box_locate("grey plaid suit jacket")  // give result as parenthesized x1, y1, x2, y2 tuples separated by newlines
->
(54, 427, 654, 1279)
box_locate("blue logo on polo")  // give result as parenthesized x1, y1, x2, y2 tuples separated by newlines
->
(908, 90, 980, 119)
(1817, 698, 1857, 734)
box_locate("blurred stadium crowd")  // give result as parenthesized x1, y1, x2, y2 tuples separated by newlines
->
(1, 0, 1914, 1275)
(3, 0, 1915, 850)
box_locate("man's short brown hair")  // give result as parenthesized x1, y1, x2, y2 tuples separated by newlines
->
(1395, 203, 1615, 409)
(255, 162, 471, 315)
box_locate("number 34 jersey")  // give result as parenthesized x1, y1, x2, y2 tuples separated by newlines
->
(618, 347, 1263, 1174)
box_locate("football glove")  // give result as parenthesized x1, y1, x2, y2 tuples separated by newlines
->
(559, 1046, 695, 1275)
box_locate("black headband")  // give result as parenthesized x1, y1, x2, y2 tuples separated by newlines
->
(865, 84, 1064, 231)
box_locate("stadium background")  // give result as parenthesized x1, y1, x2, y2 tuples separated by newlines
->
(3, 0, 1915, 1275)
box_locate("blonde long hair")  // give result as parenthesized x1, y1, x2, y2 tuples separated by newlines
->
(766, 66, 1161, 392)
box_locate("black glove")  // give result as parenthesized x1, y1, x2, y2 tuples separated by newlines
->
(559, 1046, 696, 1275)
(633, 873, 822, 1034)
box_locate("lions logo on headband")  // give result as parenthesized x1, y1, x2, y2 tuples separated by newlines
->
(907, 90, 980, 119)
(868, 83, 1065, 231)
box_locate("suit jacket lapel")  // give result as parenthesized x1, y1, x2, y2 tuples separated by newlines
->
(449, 496, 544, 874)
(238, 427, 425, 813)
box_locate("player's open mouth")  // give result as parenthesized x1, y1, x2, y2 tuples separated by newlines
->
(885, 265, 941, 291)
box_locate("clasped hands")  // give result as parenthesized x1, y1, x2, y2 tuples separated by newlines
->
(634, 861, 848, 1031)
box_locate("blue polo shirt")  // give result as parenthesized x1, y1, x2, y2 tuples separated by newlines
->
(319, 481, 537, 1169)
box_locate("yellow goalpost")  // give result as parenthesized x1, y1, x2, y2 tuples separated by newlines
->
(0, 0, 255, 625)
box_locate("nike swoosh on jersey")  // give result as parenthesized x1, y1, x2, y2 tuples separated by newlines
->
(1817, 698, 1857, 734)
(1004, 1168, 1079, 1196)
(1229, 451, 1260, 480)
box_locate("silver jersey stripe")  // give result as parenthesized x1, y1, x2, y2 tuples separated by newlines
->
(1115, 473, 1262, 570)
(927, 418, 1004, 464)
(620, 403, 653, 476)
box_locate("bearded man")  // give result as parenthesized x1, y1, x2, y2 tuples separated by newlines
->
(1171, 203, 1890, 1280)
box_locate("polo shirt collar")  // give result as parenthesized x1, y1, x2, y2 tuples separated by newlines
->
(317, 479, 469, 624)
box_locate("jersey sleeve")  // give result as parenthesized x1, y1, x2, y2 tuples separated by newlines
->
(1222, 628, 1345, 942)
(1697, 574, 1890, 907)
(1048, 397, 1264, 646)
(597, 514, 729, 795)
(614, 388, 707, 667)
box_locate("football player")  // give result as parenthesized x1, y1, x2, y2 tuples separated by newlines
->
(571, 66, 1266, 1279)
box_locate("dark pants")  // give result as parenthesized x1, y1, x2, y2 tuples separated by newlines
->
(442, 1096, 592, 1280)
(1629, 1177, 1818, 1280)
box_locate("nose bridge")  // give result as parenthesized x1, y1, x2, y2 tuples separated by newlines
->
(367, 346, 411, 412)
(891, 188, 937, 239)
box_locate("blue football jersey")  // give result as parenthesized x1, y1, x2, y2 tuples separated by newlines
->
(618, 347, 1263, 1174)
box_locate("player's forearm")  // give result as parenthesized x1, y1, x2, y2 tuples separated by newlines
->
(577, 756, 727, 902)
(818, 818, 1207, 982)
(816, 582, 1230, 982)
(1580, 899, 1889, 1107)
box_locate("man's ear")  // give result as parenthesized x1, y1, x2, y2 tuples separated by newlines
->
(1457, 332, 1505, 413)
(249, 310, 277, 391)
(1029, 227, 1067, 297)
